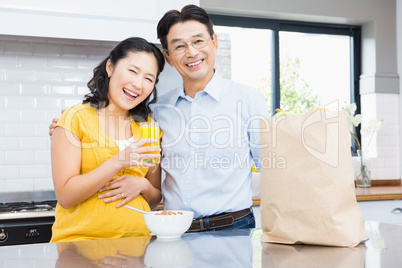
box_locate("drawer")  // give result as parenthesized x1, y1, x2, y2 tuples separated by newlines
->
(358, 200, 402, 225)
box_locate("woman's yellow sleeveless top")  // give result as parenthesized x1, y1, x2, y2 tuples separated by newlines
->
(51, 103, 157, 242)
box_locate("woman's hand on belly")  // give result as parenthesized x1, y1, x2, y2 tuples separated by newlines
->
(98, 175, 146, 208)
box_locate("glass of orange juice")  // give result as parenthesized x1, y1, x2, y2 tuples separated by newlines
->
(140, 122, 160, 164)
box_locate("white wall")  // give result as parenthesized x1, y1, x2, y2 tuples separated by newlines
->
(201, 0, 401, 181)
(0, 36, 116, 191)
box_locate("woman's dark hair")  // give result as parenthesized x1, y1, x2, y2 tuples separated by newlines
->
(83, 37, 165, 121)
(157, 4, 214, 52)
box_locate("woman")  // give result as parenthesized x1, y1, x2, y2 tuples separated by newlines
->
(50, 37, 165, 242)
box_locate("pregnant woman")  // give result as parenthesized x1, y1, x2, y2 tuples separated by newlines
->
(50, 37, 164, 242)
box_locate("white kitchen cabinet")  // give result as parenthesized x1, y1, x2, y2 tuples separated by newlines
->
(253, 206, 261, 229)
(0, 0, 198, 43)
(251, 169, 402, 228)
(358, 200, 402, 225)
(253, 200, 402, 229)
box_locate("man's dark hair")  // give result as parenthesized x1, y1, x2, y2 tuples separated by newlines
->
(157, 4, 214, 52)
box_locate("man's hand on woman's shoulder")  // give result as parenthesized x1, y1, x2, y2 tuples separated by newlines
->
(48, 108, 66, 138)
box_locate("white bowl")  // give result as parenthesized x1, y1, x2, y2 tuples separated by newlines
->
(144, 210, 194, 239)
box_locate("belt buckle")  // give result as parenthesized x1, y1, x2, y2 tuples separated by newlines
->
(198, 218, 205, 231)
(188, 218, 206, 232)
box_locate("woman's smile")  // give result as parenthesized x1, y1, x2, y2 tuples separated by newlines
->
(122, 88, 139, 101)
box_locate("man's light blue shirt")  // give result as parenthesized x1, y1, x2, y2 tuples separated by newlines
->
(152, 72, 269, 218)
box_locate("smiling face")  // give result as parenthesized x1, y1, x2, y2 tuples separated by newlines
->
(106, 51, 158, 115)
(163, 20, 218, 90)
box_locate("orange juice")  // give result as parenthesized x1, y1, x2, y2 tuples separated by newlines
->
(140, 122, 160, 164)
(252, 164, 258, 173)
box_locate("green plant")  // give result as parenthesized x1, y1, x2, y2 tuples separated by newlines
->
(257, 53, 321, 113)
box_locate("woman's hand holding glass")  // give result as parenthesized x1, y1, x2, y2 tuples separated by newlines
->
(100, 138, 161, 207)
(114, 138, 161, 168)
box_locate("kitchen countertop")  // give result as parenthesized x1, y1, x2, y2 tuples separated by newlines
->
(0, 221, 400, 267)
(355, 184, 402, 201)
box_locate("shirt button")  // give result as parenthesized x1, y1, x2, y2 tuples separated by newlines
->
(187, 176, 191, 180)
(184, 201, 188, 205)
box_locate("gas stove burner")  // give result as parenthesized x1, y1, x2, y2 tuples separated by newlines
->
(0, 200, 57, 213)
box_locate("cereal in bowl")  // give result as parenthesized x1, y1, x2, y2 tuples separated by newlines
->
(155, 210, 183, 215)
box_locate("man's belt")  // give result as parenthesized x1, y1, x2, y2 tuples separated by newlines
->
(187, 208, 251, 232)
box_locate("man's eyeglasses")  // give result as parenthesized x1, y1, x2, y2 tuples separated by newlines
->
(166, 37, 213, 55)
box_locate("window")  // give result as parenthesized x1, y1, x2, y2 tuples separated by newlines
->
(211, 15, 361, 116)
(279, 32, 351, 112)
(214, 26, 272, 109)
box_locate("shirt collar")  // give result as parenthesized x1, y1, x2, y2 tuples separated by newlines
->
(172, 71, 223, 106)
(203, 71, 222, 102)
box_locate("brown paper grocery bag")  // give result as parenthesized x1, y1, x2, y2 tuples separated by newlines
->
(259, 110, 367, 247)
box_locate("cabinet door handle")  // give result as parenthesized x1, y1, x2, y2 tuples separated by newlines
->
(391, 208, 402, 214)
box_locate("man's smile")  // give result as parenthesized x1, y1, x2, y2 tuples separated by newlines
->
(186, 59, 203, 67)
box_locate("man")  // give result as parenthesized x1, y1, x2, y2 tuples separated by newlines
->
(49, 4, 269, 231)
(152, 5, 268, 231)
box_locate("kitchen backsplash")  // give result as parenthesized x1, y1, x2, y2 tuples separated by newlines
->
(0, 35, 117, 192)
(361, 93, 400, 180)
(0, 35, 400, 193)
